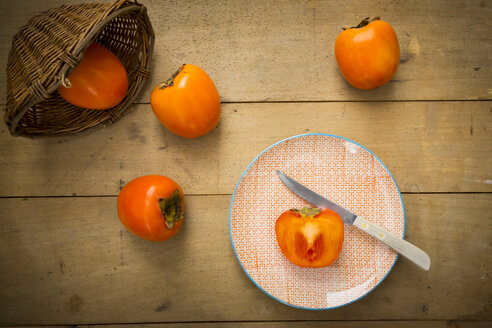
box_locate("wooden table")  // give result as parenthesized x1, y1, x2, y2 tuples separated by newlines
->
(0, 1, 491, 327)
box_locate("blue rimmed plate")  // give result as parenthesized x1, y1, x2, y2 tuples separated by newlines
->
(229, 133, 404, 309)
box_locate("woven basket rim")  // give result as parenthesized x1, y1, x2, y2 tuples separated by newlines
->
(7, 0, 155, 136)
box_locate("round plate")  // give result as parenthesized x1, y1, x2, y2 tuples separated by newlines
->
(229, 133, 405, 309)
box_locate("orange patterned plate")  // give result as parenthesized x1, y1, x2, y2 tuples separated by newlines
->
(229, 133, 405, 309)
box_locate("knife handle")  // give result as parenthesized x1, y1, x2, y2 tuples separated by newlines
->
(353, 216, 431, 271)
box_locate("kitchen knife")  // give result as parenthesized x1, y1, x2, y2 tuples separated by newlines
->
(276, 170, 431, 271)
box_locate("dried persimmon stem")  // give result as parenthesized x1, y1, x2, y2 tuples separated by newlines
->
(158, 189, 183, 229)
(291, 206, 322, 216)
(158, 64, 185, 89)
(342, 16, 380, 30)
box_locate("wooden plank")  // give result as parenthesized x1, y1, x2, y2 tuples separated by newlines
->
(0, 194, 490, 325)
(0, 0, 491, 103)
(4, 322, 492, 328)
(101, 323, 492, 328)
(0, 101, 490, 196)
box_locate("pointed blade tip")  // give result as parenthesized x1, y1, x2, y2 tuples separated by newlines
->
(276, 169, 286, 179)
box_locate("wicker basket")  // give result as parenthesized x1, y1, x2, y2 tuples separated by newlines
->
(4, 0, 154, 137)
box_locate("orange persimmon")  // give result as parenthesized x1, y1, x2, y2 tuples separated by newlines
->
(117, 175, 184, 241)
(335, 17, 400, 89)
(150, 64, 221, 138)
(58, 43, 128, 109)
(275, 206, 344, 268)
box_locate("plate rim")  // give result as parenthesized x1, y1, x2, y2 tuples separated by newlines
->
(228, 133, 406, 310)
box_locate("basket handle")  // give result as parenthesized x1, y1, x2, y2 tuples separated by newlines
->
(57, 4, 147, 86)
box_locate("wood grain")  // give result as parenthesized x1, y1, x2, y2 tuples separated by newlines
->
(4, 322, 492, 328)
(0, 194, 490, 325)
(0, 0, 491, 103)
(0, 101, 490, 197)
(0, 1, 490, 327)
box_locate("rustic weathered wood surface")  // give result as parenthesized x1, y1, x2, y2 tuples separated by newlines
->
(0, 102, 490, 197)
(3, 323, 492, 328)
(0, 0, 491, 104)
(0, 195, 491, 324)
(0, 0, 490, 327)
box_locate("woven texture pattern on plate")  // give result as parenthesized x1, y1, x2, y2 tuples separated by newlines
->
(5, 0, 154, 136)
(230, 134, 404, 309)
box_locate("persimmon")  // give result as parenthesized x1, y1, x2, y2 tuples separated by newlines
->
(58, 43, 128, 109)
(150, 64, 221, 138)
(117, 175, 184, 241)
(335, 17, 400, 89)
(275, 206, 344, 268)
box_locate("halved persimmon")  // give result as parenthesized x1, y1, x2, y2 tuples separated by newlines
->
(275, 206, 344, 268)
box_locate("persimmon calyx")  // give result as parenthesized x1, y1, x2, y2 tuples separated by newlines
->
(342, 16, 380, 30)
(158, 189, 183, 229)
(158, 64, 185, 89)
(291, 206, 322, 216)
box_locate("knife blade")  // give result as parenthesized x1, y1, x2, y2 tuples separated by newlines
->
(276, 170, 357, 225)
(276, 170, 431, 271)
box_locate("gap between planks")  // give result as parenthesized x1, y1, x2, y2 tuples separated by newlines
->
(0, 191, 491, 199)
(2, 98, 492, 108)
(0, 319, 490, 327)
(134, 99, 492, 105)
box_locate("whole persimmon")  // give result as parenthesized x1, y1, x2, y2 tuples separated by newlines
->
(58, 43, 128, 109)
(335, 17, 400, 90)
(117, 175, 184, 241)
(150, 64, 221, 138)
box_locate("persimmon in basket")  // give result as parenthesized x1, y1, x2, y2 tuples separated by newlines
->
(58, 43, 128, 110)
